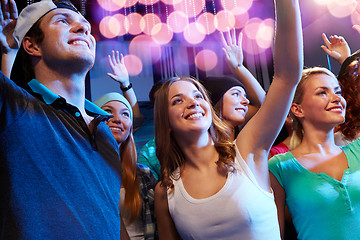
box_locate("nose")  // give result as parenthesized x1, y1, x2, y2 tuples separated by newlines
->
(241, 96, 250, 106)
(109, 113, 123, 124)
(72, 21, 90, 35)
(187, 97, 200, 109)
(330, 92, 341, 103)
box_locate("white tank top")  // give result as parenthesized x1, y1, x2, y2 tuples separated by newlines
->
(168, 146, 281, 240)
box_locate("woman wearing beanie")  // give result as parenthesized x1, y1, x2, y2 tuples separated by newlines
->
(202, 30, 266, 141)
(94, 52, 157, 240)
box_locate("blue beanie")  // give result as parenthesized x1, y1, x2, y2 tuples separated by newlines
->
(94, 92, 133, 121)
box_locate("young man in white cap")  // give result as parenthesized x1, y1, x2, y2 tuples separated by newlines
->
(0, 0, 123, 238)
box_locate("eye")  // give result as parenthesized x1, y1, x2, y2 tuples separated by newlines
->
(232, 92, 239, 97)
(335, 90, 342, 95)
(316, 91, 326, 95)
(194, 92, 204, 99)
(172, 97, 183, 105)
(56, 18, 68, 24)
(122, 112, 130, 118)
(104, 109, 112, 114)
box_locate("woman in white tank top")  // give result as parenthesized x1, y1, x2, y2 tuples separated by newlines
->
(153, 0, 303, 239)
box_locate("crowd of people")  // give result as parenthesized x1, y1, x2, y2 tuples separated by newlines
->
(1, 0, 360, 239)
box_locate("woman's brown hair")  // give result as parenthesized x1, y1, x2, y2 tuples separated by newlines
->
(119, 128, 142, 224)
(154, 77, 236, 191)
(336, 59, 360, 140)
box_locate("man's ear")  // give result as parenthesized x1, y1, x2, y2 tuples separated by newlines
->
(22, 36, 42, 57)
(291, 102, 304, 118)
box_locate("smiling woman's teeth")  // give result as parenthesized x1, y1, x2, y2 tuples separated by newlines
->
(187, 113, 202, 119)
(110, 127, 122, 131)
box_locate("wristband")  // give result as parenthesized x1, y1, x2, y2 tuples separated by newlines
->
(120, 83, 132, 92)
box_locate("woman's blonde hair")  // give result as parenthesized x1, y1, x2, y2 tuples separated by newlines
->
(154, 77, 236, 191)
(290, 67, 337, 149)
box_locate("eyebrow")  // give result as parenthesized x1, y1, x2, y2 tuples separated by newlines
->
(316, 86, 341, 91)
(51, 12, 91, 27)
(170, 90, 199, 100)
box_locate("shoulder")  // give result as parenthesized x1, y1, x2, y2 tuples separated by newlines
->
(268, 151, 294, 172)
(341, 137, 360, 156)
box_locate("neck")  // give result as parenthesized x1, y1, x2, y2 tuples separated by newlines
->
(34, 64, 88, 113)
(175, 131, 218, 169)
(296, 123, 337, 154)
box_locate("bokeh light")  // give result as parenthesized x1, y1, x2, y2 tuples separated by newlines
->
(221, 0, 253, 16)
(139, 0, 160, 5)
(124, 0, 139, 7)
(140, 13, 162, 35)
(233, 12, 249, 29)
(97, 0, 125, 11)
(151, 23, 174, 45)
(197, 12, 216, 35)
(125, 13, 143, 35)
(256, 18, 274, 49)
(123, 54, 143, 76)
(327, 0, 357, 18)
(214, 10, 236, 32)
(99, 16, 121, 39)
(243, 17, 262, 39)
(183, 22, 206, 44)
(161, 0, 182, 5)
(195, 49, 218, 71)
(173, 0, 206, 18)
(113, 14, 128, 36)
(351, 2, 360, 25)
(129, 34, 162, 64)
(167, 11, 188, 33)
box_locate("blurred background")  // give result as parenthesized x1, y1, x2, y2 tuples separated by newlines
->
(17, 0, 360, 100)
(16, 0, 360, 148)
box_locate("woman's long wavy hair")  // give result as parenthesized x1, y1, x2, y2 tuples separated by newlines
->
(336, 59, 360, 140)
(290, 67, 338, 149)
(154, 77, 236, 191)
(119, 127, 142, 224)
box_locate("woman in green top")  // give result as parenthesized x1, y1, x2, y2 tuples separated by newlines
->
(269, 67, 360, 240)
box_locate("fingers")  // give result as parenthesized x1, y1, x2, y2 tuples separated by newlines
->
(8, 0, 17, 19)
(226, 28, 232, 46)
(231, 28, 236, 45)
(108, 54, 115, 68)
(120, 53, 124, 65)
(219, 30, 228, 48)
(221, 47, 230, 59)
(237, 32, 243, 49)
(322, 33, 331, 47)
(0, 0, 4, 23)
(2, 0, 9, 20)
(115, 50, 120, 64)
(320, 45, 331, 55)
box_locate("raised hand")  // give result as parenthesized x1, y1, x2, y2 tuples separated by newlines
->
(0, 0, 18, 53)
(321, 33, 350, 65)
(220, 28, 244, 70)
(107, 50, 130, 86)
